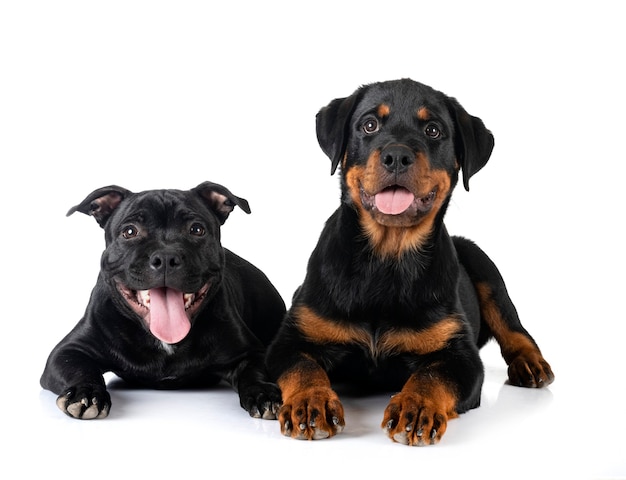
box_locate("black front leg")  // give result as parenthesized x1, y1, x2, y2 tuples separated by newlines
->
(225, 353, 282, 420)
(41, 347, 111, 420)
(380, 325, 485, 446)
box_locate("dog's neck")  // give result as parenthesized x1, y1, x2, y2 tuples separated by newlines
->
(343, 200, 451, 260)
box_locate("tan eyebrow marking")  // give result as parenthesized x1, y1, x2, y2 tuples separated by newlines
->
(417, 107, 431, 120)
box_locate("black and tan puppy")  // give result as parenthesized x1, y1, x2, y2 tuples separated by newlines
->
(41, 181, 285, 420)
(266, 79, 554, 445)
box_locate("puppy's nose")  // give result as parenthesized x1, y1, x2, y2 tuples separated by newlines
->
(150, 250, 183, 272)
(380, 145, 415, 174)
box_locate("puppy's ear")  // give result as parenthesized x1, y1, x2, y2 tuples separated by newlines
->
(193, 181, 251, 225)
(316, 90, 362, 175)
(67, 186, 131, 228)
(447, 98, 495, 191)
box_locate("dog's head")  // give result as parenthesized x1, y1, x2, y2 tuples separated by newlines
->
(316, 79, 494, 257)
(67, 181, 250, 344)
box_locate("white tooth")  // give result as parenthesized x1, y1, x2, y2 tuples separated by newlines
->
(137, 290, 150, 307)
(184, 293, 194, 309)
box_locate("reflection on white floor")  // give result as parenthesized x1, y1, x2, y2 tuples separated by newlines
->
(21, 342, 624, 480)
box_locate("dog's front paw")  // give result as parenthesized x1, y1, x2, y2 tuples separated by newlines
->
(382, 392, 456, 446)
(278, 387, 345, 440)
(508, 351, 555, 388)
(240, 382, 282, 420)
(56, 385, 111, 419)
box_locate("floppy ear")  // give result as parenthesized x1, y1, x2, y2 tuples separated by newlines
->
(192, 181, 251, 225)
(316, 90, 362, 175)
(447, 98, 495, 191)
(67, 186, 132, 228)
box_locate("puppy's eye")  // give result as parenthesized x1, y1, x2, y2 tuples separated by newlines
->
(189, 223, 206, 236)
(425, 123, 442, 139)
(122, 225, 139, 239)
(362, 118, 380, 134)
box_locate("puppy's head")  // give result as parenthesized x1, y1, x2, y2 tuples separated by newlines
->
(316, 79, 494, 257)
(67, 181, 250, 344)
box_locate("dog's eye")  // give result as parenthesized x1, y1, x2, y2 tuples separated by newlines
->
(189, 223, 206, 236)
(122, 225, 139, 239)
(362, 118, 380, 134)
(425, 123, 442, 139)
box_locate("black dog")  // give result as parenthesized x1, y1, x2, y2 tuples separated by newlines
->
(41, 181, 285, 420)
(266, 79, 554, 445)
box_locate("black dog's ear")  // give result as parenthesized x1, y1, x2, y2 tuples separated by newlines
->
(447, 98, 495, 191)
(67, 186, 132, 228)
(316, 90, 362, 175)
(192, 181, 251, 225)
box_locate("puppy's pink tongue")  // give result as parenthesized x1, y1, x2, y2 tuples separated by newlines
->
(148, 287, 191, 344)
(374, 187, 415, 215)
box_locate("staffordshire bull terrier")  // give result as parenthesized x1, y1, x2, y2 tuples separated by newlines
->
(41, 181, 285, 420)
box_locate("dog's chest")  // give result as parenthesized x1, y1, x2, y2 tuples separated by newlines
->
(111, 341, 218, 387)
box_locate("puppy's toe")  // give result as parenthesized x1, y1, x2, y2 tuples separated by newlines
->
(240, 382, 282, 420)
(382, 393, 451, 446)
(279, 388, 345, 440)
(258, 399, 281, 420)
(392, 430, 410, 445)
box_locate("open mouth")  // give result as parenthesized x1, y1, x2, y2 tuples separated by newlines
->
(117, 282, 210, 344)
(362, 185, 437, 215)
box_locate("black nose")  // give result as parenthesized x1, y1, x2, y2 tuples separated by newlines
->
(150, 250, 183, 272)
(380, 145, 415, 174)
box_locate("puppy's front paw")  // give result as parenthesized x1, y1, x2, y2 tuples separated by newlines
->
(278, 387, 345, 440)
(240, 382, 282, 420)
(382, 392, 456, 446)
(56, 385, 111, 419)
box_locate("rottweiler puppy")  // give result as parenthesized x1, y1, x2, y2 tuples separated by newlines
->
(266, 79, 554, 445)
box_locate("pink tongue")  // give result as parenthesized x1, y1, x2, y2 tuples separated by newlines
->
(374, 187, 415, 215)
(148, 288, 191, 344)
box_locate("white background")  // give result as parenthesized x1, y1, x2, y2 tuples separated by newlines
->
(1, 1, 625, 479)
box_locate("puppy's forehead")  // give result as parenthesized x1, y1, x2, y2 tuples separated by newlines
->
(357, 81, 449, 120)
(115, 189, 207, 223)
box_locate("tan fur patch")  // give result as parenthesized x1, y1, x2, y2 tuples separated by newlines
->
(400, 372, 459, 418)
(475, 282, 538, 362)
(277, 355, 332, 398)
(296, 305, 371, 346)
(295, 305, 460, 357)
(378, 318, 461, 356)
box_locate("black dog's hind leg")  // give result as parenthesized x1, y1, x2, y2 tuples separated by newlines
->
(453, 236, 554, 387)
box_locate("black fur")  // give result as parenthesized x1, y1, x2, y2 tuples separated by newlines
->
(266, 79, 553, 445)
(41, 181, 285, 420)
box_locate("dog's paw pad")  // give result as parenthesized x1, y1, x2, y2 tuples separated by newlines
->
(57, 388, 111, 420)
